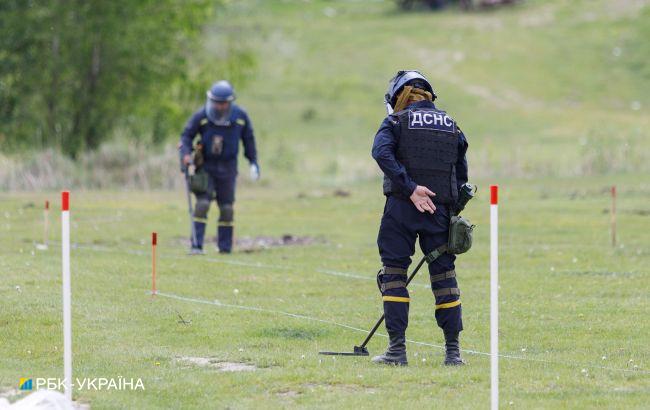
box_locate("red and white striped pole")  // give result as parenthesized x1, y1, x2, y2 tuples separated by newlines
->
(490, 185, 499, 410)
(151, 232, 158, 296)
(61, 191, 72, 401)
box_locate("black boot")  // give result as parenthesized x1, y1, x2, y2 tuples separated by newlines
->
(371, 333, 408, 366)
(444, 331, 465, 366)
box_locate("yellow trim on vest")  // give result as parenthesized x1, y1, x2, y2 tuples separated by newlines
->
(218, 221, 234, 227)
(435, 300, 461, 310)
(236, 118, 246, 126)
(193, 217, 208, 223)
(382, 296, 410, 303)
(200, 118, 208, 126)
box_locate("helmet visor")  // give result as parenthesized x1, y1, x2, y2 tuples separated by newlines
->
(206, 99, 232, 125)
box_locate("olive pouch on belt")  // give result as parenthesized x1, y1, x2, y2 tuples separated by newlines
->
(188, 141, 209, 194)
(189, 169, 209, 194)
(447, 215, 474, 254)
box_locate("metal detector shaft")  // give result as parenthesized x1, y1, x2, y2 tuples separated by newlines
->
(183, 168, 198, 249)
(358, 256, 428, 349)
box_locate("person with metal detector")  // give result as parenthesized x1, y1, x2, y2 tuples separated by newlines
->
(371, 70, 471, 366)
(179, 80, 260, 254)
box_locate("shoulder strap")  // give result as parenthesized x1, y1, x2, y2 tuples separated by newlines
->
(425, 244, 448, 264)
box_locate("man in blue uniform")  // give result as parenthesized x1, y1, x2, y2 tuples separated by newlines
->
(180, 80, 259, 254)
(371, 70, 469, 366)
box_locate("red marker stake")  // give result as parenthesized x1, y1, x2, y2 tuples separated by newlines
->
(490, 185, 499, 410)
(61, 191, 72, 401)
(152, 232, 158, 296)
(611, 186, 617, 247)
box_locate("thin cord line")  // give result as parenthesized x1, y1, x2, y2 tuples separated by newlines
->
(157, 291, 648, 375)
(57, 241, 650, 374)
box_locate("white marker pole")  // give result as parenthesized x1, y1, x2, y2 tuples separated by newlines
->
(611, 185, 617, 248)
(44, 200, 50, 249)
(61, 191, 72, 401)
(490, 185, 499, 410)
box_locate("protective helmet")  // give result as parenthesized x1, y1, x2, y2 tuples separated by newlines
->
(205, 80, 235, 125)
(384, 70, 436, 109)
(206, 80, 236, 102)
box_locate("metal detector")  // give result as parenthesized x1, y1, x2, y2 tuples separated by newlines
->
(179, 149, 198, 250)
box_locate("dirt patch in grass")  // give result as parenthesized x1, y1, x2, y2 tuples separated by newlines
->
(175, 356, 257, 372)
(602, 208, 650, 216)
(274, 384, 377, 398)
(303, 383, 378, 394)
(276, 389, 301, 398)
(625, 209, 650, 216)
(332, 189, 351, 197)
(297, 189, 351, 199)
(235, 235, 325, 252)
(258, 326, 329, 340)
(176, 234, 325, 252)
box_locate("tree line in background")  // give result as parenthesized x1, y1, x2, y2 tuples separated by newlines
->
(0, 0, 255, 158)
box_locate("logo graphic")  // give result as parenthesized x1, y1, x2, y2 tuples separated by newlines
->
(19, 378, 33, 390)
(408, 110, 456, 133)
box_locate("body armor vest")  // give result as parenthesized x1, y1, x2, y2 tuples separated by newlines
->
(383, 108, 459, 205)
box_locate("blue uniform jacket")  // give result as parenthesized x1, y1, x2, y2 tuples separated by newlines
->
(371, 100, 469, 199)
(180, 104, 257, 176)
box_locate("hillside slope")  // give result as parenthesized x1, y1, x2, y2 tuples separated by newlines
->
(214, 0, 650, 184)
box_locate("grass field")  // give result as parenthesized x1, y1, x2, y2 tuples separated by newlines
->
(2, 0, 650, 408)
(1, 175, 649, 408)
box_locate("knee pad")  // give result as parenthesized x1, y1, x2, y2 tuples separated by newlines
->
(429, 269, 457, 285)
(219, 203, 234, 222)
(194, 199, 210, 219)
(431, 271, 461, 309)
(377, 266, 409, 301)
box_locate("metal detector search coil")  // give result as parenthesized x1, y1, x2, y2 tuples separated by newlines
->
(319, 346, 369, 357)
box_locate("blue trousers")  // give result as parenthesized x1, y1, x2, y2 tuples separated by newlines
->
(192, 171, 236, 252)
(377, 196, 463, 336)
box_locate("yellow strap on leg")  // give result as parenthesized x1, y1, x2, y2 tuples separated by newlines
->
(382, 296, 410, 303)
(435, 300, 461, 310)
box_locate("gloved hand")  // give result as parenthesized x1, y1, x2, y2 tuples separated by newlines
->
(250, 163, 260, 181)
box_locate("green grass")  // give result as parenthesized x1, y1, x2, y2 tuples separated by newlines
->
(1, 175, 649, 408)
(2, 0, 650, 408)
